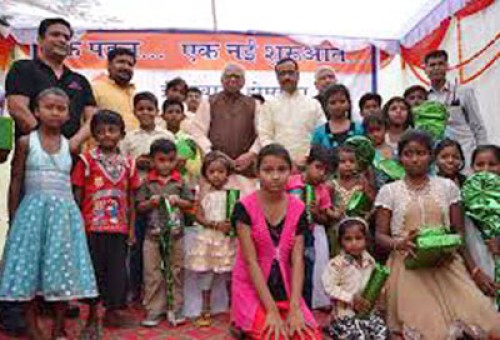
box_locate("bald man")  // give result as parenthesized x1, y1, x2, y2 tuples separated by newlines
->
(314, 66, 337, 116)
(191, 64, 260, 175)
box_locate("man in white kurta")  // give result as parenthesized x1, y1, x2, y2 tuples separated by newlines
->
(259, 58, 326, 167)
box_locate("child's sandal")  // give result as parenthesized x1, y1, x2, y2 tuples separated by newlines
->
(195, 312, 212, 328)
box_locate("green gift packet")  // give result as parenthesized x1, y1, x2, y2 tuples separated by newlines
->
(412, 101, 449, 140)
(226, 189, 240, 237)
(346, 191, 370, 217)
(358, 263, 390, 317)
(0, 116, 13, 151)
(405, 227, 462, 269)
(462, 172, 500, 305)
(175, 137, 197, 160)
(374, 158, 405, 180)
(226, 189, 240, 220)
(462, 172, 500, 239)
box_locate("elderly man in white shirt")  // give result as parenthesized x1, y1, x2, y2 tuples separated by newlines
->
(259, 58, 326, 167)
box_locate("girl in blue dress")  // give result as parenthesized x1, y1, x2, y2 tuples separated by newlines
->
(311, 84, 363, 150)
(0, 88, 98, 339)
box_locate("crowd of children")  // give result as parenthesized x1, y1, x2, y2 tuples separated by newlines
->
(1, 66, 500, 340)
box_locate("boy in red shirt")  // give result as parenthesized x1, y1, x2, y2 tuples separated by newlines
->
(73, 110, 141, 335)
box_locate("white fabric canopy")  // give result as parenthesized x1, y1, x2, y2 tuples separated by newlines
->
(2, 0, 440, 40)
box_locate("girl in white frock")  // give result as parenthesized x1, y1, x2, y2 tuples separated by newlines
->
(185, 151, 237, 326)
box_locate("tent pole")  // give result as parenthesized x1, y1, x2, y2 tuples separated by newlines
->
(211, 0, 218, 31)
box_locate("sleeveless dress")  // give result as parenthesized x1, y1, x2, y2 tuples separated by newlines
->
(0, 132, 98, 301)
(231, 193, 320, 339)
(375, 177, 499, 339)
(185, 189, 235, 273)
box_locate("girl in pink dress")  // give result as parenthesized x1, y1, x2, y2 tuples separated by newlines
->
(231, 144, 321, 339)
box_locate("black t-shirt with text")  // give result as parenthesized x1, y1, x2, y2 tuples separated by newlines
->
(5, 59, 96, 139)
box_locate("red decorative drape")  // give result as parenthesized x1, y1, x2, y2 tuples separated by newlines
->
(399, 0, 496, 85)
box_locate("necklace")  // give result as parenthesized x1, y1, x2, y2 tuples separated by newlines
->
(404, 177, 430, 193)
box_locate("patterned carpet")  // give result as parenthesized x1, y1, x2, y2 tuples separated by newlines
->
(0, 305, 330, 339)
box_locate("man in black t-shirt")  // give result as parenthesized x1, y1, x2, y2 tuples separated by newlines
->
(5, 17, 96, 150)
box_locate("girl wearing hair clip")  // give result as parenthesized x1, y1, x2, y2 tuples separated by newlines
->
(322, 217, 388, 339)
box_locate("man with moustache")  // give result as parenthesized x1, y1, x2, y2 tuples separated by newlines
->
(92, 48, 137, 131)
(5, 18, 96, 151)
(425, 49, 487, 169)
(259, 58, 325, 168)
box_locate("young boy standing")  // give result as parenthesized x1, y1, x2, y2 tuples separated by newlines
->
(136, 139, 194, 327)
(72, 111, 141, 335)
(162, 99, 202, 180)
(121, 91, 174, 303)
(122, 92, 175, 176)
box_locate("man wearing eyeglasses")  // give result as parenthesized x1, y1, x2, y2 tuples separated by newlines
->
(191, 64, 260, 176)
(259, 58, 326, 168)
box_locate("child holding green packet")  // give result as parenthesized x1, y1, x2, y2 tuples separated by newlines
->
(322, 217, 389, 339)
(375, 130, 500, 339)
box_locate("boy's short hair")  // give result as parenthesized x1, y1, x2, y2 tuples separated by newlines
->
(107, 47, 136, 64)
(162, 99, 184, 113)
(187, 87, 202, 95)
(362, 114, 386, 131)
(150, 138, 177, 156)
(166, 77, 188, 92)
(90, 110, 126, 137)
(358, 93, 382, 111)
(424, 50, 448, 64)
(133, 91, 158, 108)
(403, 85, 428, 100)
(38, 18, 73, 39)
